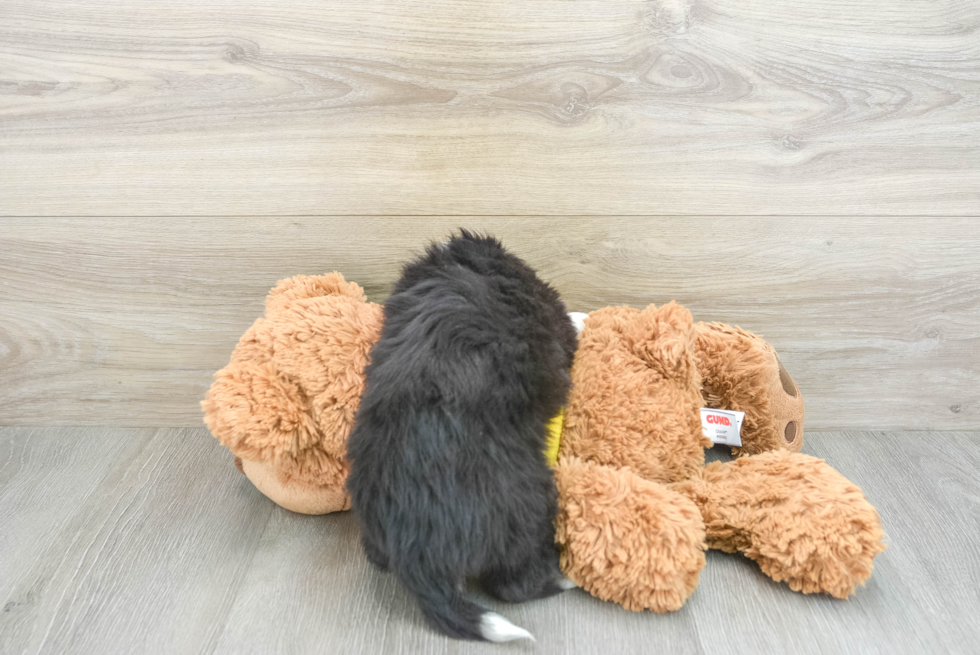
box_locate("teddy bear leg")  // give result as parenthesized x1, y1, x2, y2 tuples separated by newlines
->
(670, 452, 886, 598)
(694, 322, 806, 455)
(555, 457, 706, 612)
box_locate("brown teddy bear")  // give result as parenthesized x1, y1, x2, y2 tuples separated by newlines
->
(203, 273, 885, 612)
(554, 302, 885, 611)
(202, 273, 382, 515)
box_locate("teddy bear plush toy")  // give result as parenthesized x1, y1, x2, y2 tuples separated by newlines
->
(203, 273, 885, 612)
(553, 301, 885, 610)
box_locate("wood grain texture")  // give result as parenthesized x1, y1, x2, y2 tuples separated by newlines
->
(1, 216, 978, 429)
(698, 431, 980, 655)
(1, 428, 978, 654)
(0, 427, 274, 655)
(1, 0, 979, 215)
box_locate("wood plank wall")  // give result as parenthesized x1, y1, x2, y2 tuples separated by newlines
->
(0, 1, 978, 428)
(1, 218, 977, 428)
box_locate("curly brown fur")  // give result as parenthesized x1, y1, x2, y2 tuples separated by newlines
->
(670, 451, 886, 598)
(560, 302, 709, 484)
(554, 456, 706, 612)
(555, 303, 882, 608)
(203, 273, 382, 511)
(695, 322, 805, 455)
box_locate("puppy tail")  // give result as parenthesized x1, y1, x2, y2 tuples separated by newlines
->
(396, 565, 534, 642)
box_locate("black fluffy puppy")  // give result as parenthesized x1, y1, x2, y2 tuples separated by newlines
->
(346, 232, 577, 642)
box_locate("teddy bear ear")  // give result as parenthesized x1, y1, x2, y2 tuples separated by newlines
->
(202, 357, 318, 465)
(630, 302, 698, 381)
(265, 272, 367, 314)
(267, 297, 384, 459)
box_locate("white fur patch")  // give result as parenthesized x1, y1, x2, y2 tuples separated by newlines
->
(557, 576, 578, 590)
(568, 312, 589, 335)
(479, 613, 535, 642)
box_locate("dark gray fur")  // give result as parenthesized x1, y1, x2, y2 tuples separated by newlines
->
(346, 231, 577, 640)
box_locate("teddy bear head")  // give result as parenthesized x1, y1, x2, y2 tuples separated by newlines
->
(202, 273, 383, 514)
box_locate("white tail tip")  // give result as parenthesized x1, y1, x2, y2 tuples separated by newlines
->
(479, 612, 535, 643)
(557, 576, 578, 590)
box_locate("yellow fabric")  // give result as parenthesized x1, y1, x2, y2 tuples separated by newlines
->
(544, 408, 565, 468)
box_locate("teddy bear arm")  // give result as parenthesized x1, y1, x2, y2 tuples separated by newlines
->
(562, 303, 707, 484)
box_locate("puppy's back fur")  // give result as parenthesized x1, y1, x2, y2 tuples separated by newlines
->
(346, 232, 577, 641)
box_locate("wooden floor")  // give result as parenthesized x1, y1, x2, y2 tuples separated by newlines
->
(1, 427, 977, 655)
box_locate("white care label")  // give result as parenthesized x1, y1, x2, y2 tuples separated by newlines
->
(700, 408, 745, 447)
